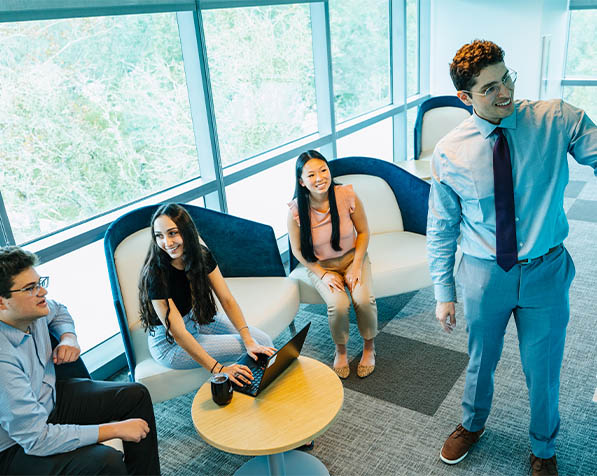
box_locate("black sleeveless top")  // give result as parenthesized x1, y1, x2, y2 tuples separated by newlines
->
(147, 245, 217, 324)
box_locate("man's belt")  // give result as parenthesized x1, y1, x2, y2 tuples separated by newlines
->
(517, 244, 561, 265)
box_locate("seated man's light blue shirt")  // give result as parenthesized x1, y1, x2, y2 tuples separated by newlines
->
(427, 99, 597, 302)
(0, 300, 98, 455)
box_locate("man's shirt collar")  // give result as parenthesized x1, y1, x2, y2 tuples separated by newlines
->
(0, 319, 31, 347)
(472, 102, 518, 138)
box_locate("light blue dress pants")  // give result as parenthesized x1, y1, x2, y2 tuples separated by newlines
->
(457, 245, 575, 458)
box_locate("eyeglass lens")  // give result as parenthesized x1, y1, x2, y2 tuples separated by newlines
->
(26, 277, 49, 294)
(38, 276, 49, 289)
(485, 71, 516, 97)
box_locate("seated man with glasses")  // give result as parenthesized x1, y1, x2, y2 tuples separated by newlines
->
(427, 40, 596, 476)
(0, 246, 160, 475)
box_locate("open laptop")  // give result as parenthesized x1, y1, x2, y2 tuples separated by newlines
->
(232, 322, 311, 397)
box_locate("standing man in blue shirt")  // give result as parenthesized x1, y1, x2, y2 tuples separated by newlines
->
(0, 246, 161, 475)
(427, 40, 596, 476)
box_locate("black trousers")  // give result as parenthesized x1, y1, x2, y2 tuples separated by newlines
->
(0, 379, 160, 475)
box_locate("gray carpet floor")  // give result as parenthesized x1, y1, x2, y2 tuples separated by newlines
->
(152, 158, 597, 476)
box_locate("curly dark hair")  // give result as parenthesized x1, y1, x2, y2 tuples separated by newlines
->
(0, 246, 38, 298)
(450, 40, 505, 92)
(138, 204, 217, 343)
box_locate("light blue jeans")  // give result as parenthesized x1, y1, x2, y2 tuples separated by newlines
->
(148, 311, 273, 370)
(457, 245, 575, 458)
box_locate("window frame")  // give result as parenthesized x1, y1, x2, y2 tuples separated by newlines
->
(0, 0, 429, 374)
(562, 6, 597, 88)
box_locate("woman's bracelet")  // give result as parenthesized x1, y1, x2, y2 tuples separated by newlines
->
(210, 361, 219, 373)
(321, 271, 328, 280)
(238, 325, 248, 332)
(218, 364, 224, 373)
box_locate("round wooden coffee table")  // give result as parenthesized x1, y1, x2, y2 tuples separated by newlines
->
(191, 356, 343, 476)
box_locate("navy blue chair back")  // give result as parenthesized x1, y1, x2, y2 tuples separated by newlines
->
(413, 95, 472, 160)
(104, 203, 285, 380)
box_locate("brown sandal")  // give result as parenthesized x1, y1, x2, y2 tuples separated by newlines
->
(332, 353, 350, 379)
(333, 364, 350, 379)
(357, 351, 376, 378)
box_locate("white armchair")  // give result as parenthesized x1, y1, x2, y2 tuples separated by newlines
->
(104, 204, 299, 403)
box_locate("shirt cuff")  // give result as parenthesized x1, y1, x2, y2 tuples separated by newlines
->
(79, 425, 100, 447)
(51, 324, 77, 339)
(434, 284, 456, 303)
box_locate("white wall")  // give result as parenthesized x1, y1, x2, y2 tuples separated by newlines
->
(430, 0, 569, 100)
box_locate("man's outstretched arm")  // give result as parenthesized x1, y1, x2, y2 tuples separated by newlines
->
(427, 152, 462, 333)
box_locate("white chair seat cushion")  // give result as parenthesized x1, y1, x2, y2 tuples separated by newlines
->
(132, 277, 299, 403)
(367, 232, 433, 297)
(135, 361, 209, 405)
(289, 231, 432, 304)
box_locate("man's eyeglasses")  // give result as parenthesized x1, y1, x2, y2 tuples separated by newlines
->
(461, 69, 518, 99)
(9, 276, 49, 296)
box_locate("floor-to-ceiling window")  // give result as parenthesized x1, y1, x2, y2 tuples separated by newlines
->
(0, 0, 429, 373)
(562, 5, 597, 120)
(0, 12, 201, 354)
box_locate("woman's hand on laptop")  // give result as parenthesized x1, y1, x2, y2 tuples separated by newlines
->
(245, 342, 277, 361)
(221, 363, 254, 387)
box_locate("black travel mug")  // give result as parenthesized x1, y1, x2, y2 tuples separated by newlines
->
(210, 373, 233, 406)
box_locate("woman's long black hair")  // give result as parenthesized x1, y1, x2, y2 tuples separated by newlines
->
(294, 150, 341, 262)
(138, 203, 217, 343)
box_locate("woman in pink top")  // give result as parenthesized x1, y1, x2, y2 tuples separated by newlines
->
(287, 150, 378, 379)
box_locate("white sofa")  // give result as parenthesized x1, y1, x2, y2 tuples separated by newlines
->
(289, 156, 459, 303)
(105, 205, 299, 404)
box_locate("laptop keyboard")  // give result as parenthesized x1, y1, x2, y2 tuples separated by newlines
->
(246, 366, 265, 393)
(233, 363, 266, 396)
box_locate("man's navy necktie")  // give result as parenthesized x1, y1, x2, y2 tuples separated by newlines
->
(493, 127, 518, 271)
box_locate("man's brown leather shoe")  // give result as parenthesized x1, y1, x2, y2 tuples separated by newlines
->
(530, 454, 558, 475)
(439, 424, 485, 464)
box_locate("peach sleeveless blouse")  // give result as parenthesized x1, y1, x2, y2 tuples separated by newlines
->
(288, 184, 357, 261)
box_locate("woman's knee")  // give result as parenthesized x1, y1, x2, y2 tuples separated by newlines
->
(352, 290, 376, 311)
(327, 298, 350, 326)
(327, 302, 350, 322)
(155, 346, 198, 370)
(325, 290, 350, 312)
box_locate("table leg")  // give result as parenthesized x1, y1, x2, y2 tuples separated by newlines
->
(267, 453, 286, 476)
(235, 451, 328, 476)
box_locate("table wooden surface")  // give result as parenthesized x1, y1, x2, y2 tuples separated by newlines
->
(191, 356, 344, 456)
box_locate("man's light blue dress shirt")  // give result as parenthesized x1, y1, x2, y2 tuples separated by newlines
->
(0, 300, 98, 455)
(427, 99, 597, 302)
